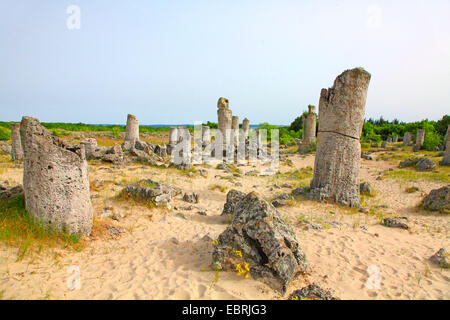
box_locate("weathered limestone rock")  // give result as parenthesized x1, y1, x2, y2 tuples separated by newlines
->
(80, 138, 97, 160)
(383, 217, 409, 229)
(415, 158, 436, 171)
(393, 135, 398, 143)
(360, 182, 372, 195)
(242, 118, 250, 139)
(167, 127, 178, 155)
(201, 126, 211, 147)
(403, 132, 412, 145)
(217, 97, 233, 147)
(429, 248, 450, 268)
(0, 184, 23, 200)
(299, 105, 316, 153)
(10, 123, 24, 161)
(414, 129, 425, 151)
(103, 143, 126, 165)
(212, 192, 308, 294)
(387, 137, 392, 143)
(422, 185, 449, 212)
(221, 189, 246, 216)
(122, 179, 182, 207)
(232, 115, 239, 146)
(440, 127, 450, 165)
(183, 192, 199, 204)
(310, 68, 371, 207)
(289, 283, 339, 300)
(20, 116, 93, 235)
(124, 114, 139, 143)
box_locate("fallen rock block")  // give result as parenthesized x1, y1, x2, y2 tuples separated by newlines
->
(429, 248, 449, 269)
(122, 179, 181, 207)
(221, 189, 246, 216)
(422, 185, 449, 213)
(212, 192, 308, 294)
(382, 217, 409, 229)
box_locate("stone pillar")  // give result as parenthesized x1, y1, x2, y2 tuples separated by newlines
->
(80, 138, 97, 160)
(444, 125, 450, 151)
(20, 116, 93, 235)
(414, 129, 425, 151)
(167, 127, 178, 155)
(232, 116, 239, 146)
(125, 114, 139, 143)
(310, 68, 371, 207)
(217, 97, 232, 148)
(202, 126, 211, 147)
(393, 135, 398, 143)
(440, 129, 450, 165)
(10, 123, 23, 161)
(242, 118, 250, 139)
(299, 105, 317, 153)
(403, 132, 412, 145)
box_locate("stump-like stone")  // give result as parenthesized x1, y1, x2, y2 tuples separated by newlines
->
(440, 127, 450, 166)
(10, 123, 23, 161)
(217, 105, 232, 147)
(242, 118, 250, 138)
(232, 116, 239, 146)
(415, 129, 425, 150)
(125, 114, 139, 143)
(310, 68, 371, 207)
(20, 116, 93, 235)
(80, 138, 97, 160)
(299, 105, 316, 153)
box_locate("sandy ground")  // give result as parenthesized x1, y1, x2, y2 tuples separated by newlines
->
(0, 147, 449, 300)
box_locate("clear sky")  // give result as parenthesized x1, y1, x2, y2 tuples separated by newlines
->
(1, 0, 449, 125)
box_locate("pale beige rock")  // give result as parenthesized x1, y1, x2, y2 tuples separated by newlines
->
(20, 116, 93, 235)
(10, 123, 23, 161)
(310, 68, 371, 207)
(242, 118, 250, 138)
(299, 105, 317, 153)
(125, 114, 139, 143)
(416, 129, 425, 148)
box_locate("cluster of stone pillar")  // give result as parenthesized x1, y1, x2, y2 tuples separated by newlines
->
(20, 116, 93, 235)
(310, 68, 371, 207)
(10, 123, 23, 161)
(298, 105, 317, 153)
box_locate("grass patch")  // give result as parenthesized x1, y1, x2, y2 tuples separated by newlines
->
(384, 167, 450, 184)
(0, 195, 85, 261)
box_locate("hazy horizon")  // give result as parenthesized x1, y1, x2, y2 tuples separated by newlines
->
(1, 1, 449, 125)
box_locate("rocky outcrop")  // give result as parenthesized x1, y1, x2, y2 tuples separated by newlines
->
(415, 158, 436, 171)
(221, 189, 246, 216)
(212, 192, 308, 294)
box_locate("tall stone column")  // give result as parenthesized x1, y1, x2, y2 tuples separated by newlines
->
(310, 68, 371, 207)
(242, 118, 250, 139)
(20, 116, 93, 235)
(125, 114, 139, 143)
(393, 135, 398, 143)
(217, 97, 233, 149)
(167, 127, 178, 155)
(232, 116, 239, 146)
(299, 105, 317, 153)
(440, 134, 450, 165)
(415, 129, 425, 150)
(10, 123, 23, 161)
(202, 126, 211, 147)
